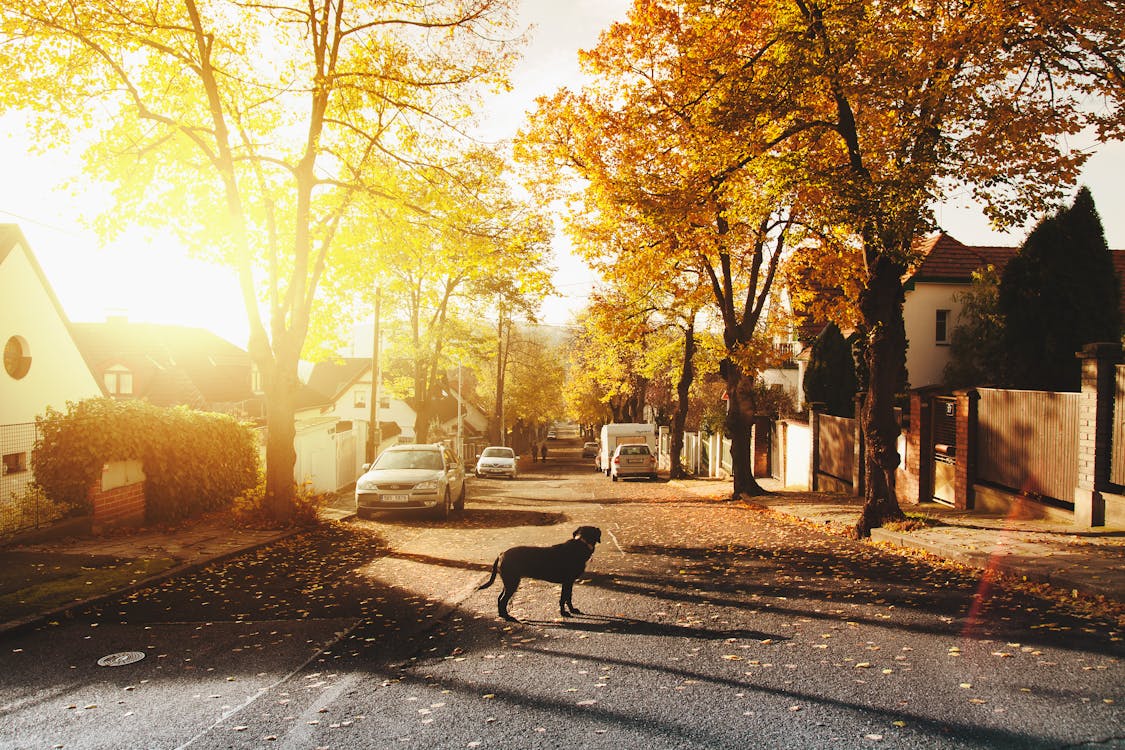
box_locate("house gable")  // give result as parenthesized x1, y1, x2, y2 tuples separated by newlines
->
(903, 232, 1124, 388)
(0, 224, 104, 425)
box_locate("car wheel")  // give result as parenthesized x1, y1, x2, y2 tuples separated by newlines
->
(454, 483, 466, 512)
(433, 490, 451, 520)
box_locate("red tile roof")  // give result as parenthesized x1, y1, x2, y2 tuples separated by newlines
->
(907, 233, 1017, 282)
(909, 231, 1124, 322)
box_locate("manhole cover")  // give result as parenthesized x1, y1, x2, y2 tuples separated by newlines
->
(97, 651, 146, 667)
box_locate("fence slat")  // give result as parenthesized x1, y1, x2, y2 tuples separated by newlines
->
(977, 388, 1080, 505)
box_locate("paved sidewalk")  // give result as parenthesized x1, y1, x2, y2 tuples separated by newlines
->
(1, 481, 1121, 639)
(0, 520, 295, 637)
(740, 478, 1125, 602)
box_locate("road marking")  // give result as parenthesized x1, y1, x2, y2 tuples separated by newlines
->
(606, 528, 624, 553)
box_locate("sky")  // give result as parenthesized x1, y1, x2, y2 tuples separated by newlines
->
(1, 0, 1122, 348)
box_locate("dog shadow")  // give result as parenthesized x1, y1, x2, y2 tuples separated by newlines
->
(524, 614, 782, 642)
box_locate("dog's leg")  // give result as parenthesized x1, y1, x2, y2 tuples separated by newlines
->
(498, 576, 520, 622)
(560, 581, 583, 617)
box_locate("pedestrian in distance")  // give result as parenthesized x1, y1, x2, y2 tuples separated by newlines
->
(540, 443, 547, 462)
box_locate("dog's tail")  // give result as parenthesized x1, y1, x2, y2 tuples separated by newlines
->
(478, 557, 499, 590)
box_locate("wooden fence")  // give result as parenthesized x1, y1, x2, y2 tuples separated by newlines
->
(976, 388, 1080, 505)
(817, 413, 855, 485)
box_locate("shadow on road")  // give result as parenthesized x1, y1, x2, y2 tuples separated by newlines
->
(525, 614, 780, 642)
(355, 507, 566, 529)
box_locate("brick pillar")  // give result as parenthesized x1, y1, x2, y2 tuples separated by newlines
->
(1074, 342, 1122, 527)
(905, 387, 940, 506)
(953, 388, 978, 511)
(808, 402, 824, 491)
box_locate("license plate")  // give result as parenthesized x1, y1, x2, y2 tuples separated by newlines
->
(383, 494, 409, 503)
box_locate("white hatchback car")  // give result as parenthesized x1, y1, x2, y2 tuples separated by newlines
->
(355, 444, 466, 519)
(610, 443, 657, 481)
(475, 446, 518, 479)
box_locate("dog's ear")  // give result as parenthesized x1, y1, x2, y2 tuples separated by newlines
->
(575, 526, 601, 544)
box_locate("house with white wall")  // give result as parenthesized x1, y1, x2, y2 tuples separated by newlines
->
(902, 233, 1017, 388)
(0, 224, 105, 510)
(304, 357, 416, 446)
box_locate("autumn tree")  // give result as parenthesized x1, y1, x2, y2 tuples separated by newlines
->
(570, 293, 653, 424)
(588, 214, 713, 478)
(502, 330, 568, 451)
(519, 2, 813, 498)
(323, 152, 552, 443)
(604, 0, 1123, 534)
(0, 0, 520, 521)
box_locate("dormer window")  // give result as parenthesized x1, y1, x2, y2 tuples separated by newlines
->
(105, 364, 133, 396)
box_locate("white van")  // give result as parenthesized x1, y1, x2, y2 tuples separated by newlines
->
(598, 423, 657, 477)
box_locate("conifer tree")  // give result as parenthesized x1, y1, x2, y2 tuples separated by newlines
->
(803, 323, 859, 417)
(999, 188, 1122, 391)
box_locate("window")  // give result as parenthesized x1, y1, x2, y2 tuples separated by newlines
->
(379, 396, 390, 409)
(935, 309, 951, 345)
(104, 364, 133, 395)
(354, 389, 367, 408)
(2, 452, 27, 476)
(3, 336, 31, 380)
(251, 364, 263, 394)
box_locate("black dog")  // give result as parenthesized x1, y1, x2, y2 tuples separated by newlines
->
(478, 526, 602, 622)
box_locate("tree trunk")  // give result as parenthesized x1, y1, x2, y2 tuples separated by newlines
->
(855, 255, 908, 536)
(669, 317, 695, 479)
(724, 360, 765, 498)
(261, 351, 299, 523)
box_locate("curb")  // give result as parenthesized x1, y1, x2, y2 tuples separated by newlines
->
(0, 527, 302, 640)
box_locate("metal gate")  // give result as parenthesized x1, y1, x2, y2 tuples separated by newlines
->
(932, 396, 957, 505)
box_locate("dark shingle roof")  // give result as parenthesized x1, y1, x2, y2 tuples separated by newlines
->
(305, 358, 371, 401)
(71, 319, 255, 408)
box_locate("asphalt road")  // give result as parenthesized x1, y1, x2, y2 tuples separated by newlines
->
(0, 441, 1122, 749)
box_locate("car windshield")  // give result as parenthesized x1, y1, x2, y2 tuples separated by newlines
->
(619, 445, 651, 455)
(374, 450, 443, 471)
(481, 448, 514, 459)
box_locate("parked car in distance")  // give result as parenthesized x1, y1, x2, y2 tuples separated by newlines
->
(355, 443, 466, 519)
(610, 443, 657, 481)
(475, 446, 518, 479)
(581, 441, 599, 458)
(547, 430, 557, 439)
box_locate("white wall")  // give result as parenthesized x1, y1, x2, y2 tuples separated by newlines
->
(903, 282, 964, 389)
(323, 372, 418, 443)
(1, 243, 101, 425)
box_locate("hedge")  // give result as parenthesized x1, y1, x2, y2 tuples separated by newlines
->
(33, 398, 259, 524)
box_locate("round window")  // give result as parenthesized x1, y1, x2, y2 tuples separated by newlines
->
(3, 336, 31, 380)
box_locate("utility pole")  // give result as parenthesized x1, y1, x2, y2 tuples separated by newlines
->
(457, 361, 463, 458)
(366, 286, 381, 463)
